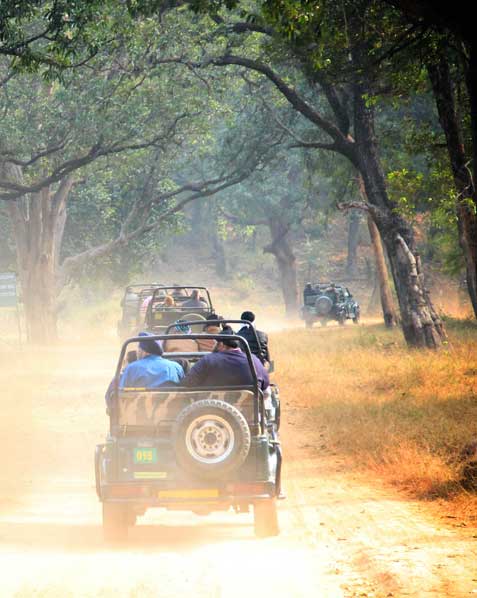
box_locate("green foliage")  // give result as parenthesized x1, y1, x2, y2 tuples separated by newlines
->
(0, 0, 472, 300)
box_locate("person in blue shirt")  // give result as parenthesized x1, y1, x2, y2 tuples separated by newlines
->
(120, 332, 184, 389)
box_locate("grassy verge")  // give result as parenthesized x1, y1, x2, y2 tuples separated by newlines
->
(271, 320, 477, 511)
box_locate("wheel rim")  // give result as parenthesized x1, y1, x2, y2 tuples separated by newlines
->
(185, 415, 235, 464)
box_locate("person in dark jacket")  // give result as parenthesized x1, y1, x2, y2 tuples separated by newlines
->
(236, 311, 270, 365)
(181, 327, 269, 391)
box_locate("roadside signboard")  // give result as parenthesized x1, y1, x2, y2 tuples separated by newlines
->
(0, 272, 17, 307)
(0, 272, 22, 345)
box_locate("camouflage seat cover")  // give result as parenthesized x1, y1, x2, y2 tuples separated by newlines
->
(117, 389, 255, 429)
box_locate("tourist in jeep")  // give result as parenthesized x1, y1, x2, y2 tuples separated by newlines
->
(196, 313, 223, 352)
(304, 282, 314, 298)
(163, 295, 175, 307)
(237, 311, 270, 365)
(181, 327, 269, 390)
(163, 320, 199, 353)
(120, 332, 184, 388)
(182, 289, 207, 309)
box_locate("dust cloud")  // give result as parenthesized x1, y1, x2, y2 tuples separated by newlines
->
(1, 314, 477, 596)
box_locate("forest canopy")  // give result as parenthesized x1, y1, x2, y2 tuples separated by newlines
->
(0, 0, 475, 348)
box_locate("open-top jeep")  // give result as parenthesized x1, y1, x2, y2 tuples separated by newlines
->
(301, 282, 360, 328)
(95, 330, 282, 541)
(117, 283, 164, 342)
(145, 286, 214, 333)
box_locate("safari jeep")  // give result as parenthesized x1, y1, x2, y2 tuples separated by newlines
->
(301, 282, 360, 328)
(117, 283, 164, 342)
(95, 332, 282, 541)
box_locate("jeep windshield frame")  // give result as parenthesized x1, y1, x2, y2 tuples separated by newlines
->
(148, 286, 213, 309)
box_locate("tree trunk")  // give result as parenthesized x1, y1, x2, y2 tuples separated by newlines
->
(264, 217, 298, 316)
(367, 214, 398, 327)
(427, 48, 477, 317)
(190, 201, 204, 248)
(352, 80, 445, 348)
(212, 230, 228, 277)
(6, 173, 74, 344)
(346, 210, 361, 277)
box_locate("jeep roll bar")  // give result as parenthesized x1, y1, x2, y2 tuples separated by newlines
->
(164, 318, 263, 358)
(115, 333, 257, 389)
(122, 283, 164, 299)
(111, 333, 263, 435)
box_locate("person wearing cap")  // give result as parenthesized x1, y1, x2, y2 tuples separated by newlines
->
(236, 311, 270, 365)
(181, 326, 269, 390)
(119, 332, 184, 389)
(163, 320, 199, 353)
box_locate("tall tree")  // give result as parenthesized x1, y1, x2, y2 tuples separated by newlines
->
(194, 0, 445, 347)
(0, 14, 257, 342)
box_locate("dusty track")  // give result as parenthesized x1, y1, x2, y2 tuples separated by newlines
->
(1, 344, 476, 597)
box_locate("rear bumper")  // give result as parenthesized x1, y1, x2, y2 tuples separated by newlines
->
(99, 482, 277, 506)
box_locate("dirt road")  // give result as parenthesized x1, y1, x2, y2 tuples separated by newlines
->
(1, 344, 476, 597)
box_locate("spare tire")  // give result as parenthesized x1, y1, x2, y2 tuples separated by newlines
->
(173, 399, 251, 480)
(315, 295, 333, 315)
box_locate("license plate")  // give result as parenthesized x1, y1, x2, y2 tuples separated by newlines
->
(134, 447, 157, 464)
(158, 488, 219, 499)
(134, 471, 167, 479)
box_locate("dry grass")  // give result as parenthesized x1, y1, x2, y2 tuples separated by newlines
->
(271, 320, 477, 509)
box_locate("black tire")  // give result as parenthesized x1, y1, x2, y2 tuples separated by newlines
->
(173, 399, 251, 480)
(337, 314, 346, 326)
(102, 502, 128, 542)
(254, 498, 279, 537)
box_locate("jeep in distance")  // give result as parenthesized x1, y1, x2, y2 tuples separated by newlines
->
(301, 282, 360, 328)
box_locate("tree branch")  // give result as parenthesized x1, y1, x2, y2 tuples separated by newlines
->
(1, 136, 70, 168)
(211, 54, 358, 165)
(58, 169, 252, 283)
(0, 114, 190, 201)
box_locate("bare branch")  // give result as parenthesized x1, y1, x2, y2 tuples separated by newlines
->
(249, 84, 339, 152)
(0, 114, 190, 201)
(1, 136, 70, 168)
(226, 22, 274, 36)
(58, 169, 252, 283)
(211, 54, 358, 166)
(337, 200, 370, 212)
